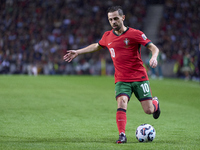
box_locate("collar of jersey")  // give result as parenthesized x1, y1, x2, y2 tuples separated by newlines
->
(112, 26, 129, 36)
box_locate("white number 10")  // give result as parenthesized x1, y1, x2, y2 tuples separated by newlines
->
(140, 83, 149, 93)
(109, 48, 115, 58)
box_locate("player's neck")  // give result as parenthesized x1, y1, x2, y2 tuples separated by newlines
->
(114, 26, 127, 36)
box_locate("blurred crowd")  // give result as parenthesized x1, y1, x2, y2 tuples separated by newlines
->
(0, 0, 148, 75)
(0, 0, 200, 80)
(157, 0, 200, 80)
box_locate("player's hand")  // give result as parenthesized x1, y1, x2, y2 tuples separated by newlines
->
(149, 58, 158, 68)
(63, 50, 78, 62)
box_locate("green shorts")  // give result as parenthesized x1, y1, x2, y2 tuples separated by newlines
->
(115, 81, 152, 101)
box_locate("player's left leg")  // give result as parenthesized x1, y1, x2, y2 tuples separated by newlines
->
(133, 81, 161, 119)
(140, 100, 155, 114)
(152, 96, 161, 119)
(140, 97, 160, 119)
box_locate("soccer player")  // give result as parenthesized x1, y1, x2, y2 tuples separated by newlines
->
(63, 6, 161, 144)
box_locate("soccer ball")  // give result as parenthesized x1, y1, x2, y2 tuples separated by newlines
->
(135, 124, 156, 142)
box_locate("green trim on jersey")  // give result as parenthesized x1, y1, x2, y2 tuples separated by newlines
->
(145, 42, 152, 47)
(112, 26, 129, 36)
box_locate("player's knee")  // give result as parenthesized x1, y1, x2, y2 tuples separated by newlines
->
(144, 107, 153, 114)
(118, 99, 127, 106)
(117, 96, 128, 109)
(141, 100, 154, 114)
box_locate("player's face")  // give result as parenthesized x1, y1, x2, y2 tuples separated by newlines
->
(108, 11, 125, 31)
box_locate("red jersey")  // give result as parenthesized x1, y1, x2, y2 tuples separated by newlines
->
(99, 27, 152, 83)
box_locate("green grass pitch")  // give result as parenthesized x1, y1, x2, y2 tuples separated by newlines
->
(0, 75, 200, 150)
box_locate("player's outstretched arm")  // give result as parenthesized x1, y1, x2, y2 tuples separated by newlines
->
(63, 43, 102, 62)
(147, 43, 159, 68)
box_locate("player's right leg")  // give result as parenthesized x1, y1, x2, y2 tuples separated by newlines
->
(116, 95, 128, 143)
(115, 82, 132, 144)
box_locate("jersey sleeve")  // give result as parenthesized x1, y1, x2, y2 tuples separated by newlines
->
(98, 31, 109, 49)
(135, 30, 152, 47)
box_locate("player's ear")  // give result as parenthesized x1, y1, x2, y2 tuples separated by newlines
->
(122, 15, 125, 21)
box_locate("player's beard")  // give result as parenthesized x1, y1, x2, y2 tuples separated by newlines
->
(113, 23, 121, 31)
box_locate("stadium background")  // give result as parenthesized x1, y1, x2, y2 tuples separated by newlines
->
(0, 0, 199, 80)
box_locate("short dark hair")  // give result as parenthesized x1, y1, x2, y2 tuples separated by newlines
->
(107, 6, 124, 16)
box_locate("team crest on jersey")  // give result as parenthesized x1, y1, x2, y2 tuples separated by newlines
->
(142, 34, 147, 40)
(124, 38, 130, 48)
(124, 38, 129, 45)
